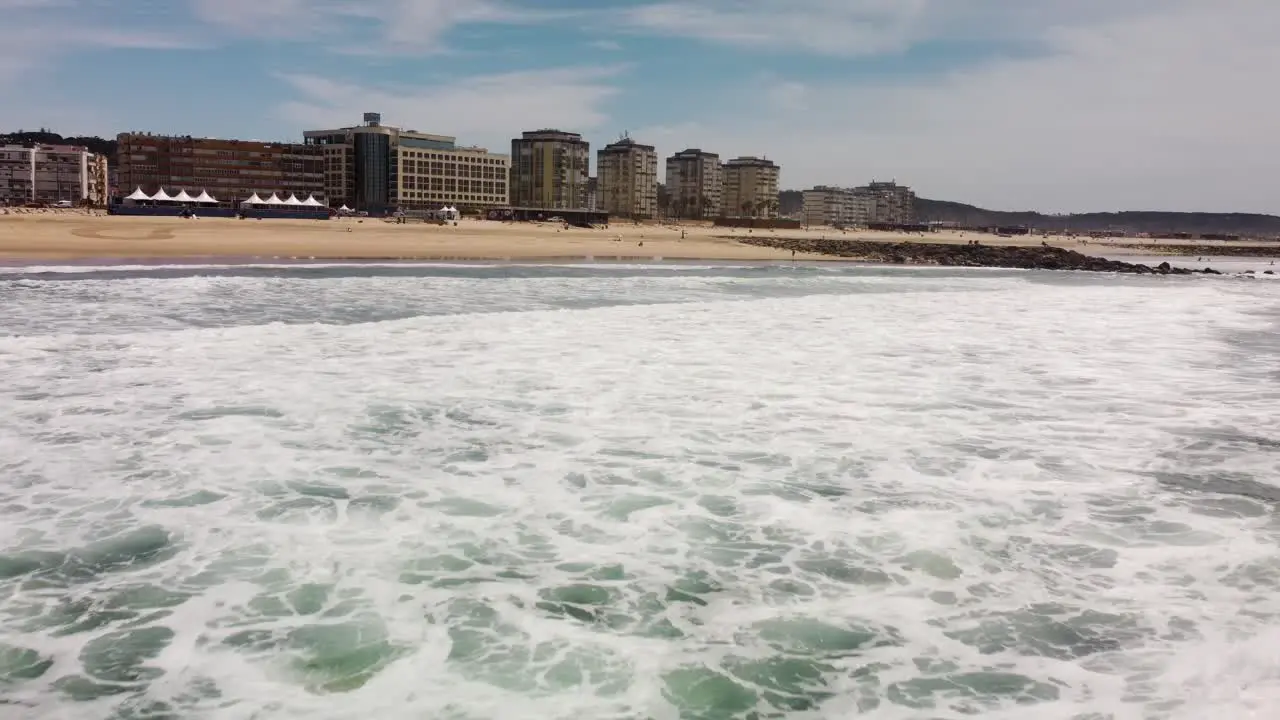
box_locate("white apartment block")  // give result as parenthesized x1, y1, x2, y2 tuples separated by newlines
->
(665, 148, 721, 219)
(803, 182, 917, 226)
(596, 137, 658, 219)
(803, 186, 858, 227)
(722, 156, 780, 218)
(0, 144, 107, 206)
(304, 113, 509, 212)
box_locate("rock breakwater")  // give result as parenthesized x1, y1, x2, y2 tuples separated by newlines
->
(737, 237, 1222, 275)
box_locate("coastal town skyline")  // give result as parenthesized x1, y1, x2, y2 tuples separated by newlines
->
(1, 2, 1276, 214)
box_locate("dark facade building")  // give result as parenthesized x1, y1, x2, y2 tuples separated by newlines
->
(115, 133, 325, 204)
(509, 129, 591, 209)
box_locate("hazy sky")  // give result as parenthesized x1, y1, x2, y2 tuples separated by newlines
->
(2, 0, 1275, 213)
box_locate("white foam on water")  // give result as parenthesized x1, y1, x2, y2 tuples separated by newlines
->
(1, 268, 1279, 719)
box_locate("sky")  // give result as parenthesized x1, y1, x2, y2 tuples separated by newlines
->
(2, 0, 1276, 213)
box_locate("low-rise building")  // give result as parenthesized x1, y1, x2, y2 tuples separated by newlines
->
(802, 186, 857, 227)
(854, 181, 916, 225)
(0, 144, 110, 205)
(117, 132, 325, 205)
(596, 137, 658, 219)
(305, 113, 509, 213)
(665, 148, 721, 219)
(0, 145, 33, 205)
(722, 156, 780, 218)
(87, 153, 109, 206)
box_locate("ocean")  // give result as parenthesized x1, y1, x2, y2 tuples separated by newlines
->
(1, 262, 1278, 719)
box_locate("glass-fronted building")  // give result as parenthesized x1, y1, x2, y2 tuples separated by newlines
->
(303, 113, 509, 214)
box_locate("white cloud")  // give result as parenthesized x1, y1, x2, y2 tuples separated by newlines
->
(273, 65, 624, 152)
(188, 0, 578, 52)
(589, 39, 623, 52)
(0, 1, 201, 87)
(618, 0, 1198, 57)
(628, 2, 1280, 213)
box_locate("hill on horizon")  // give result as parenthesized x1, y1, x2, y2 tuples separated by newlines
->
(778, 190, 1280, 237)
(1, 129, 117, 158)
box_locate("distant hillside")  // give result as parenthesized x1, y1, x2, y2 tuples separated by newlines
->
(0, 130, 116, 158)
(780, 189, 1280, 237)
(914, 198, 1280, 237)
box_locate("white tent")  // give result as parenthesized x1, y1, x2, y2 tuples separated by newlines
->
(193, 190, 218, 204)
(151, 188, 174, 202)
(173, 189, 196, 203)
(283, 194, 303, 206)
(265, 193, 284, 206)
(339, 204, 351, 212)
(241, 193, 265, 206)
(301, 195, 323, 207)
(125, 187, 150, 201)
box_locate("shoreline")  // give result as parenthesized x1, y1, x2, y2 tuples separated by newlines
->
(3, 215, 1280, 271)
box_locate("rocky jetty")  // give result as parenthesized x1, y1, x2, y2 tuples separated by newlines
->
(737, 237, 1223, 275)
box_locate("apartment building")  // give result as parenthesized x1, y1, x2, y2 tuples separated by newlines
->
(0, 144, 109, 205)
(304, 113, 509, 213)
(0, 146, 33, 204)
(116, 132, 324, 204)
(855, 181, 916, 225)
(87, 153, 109, 206)
(722, 156, 780, 218)
(802, 186, 858, 227)
(596, 137, 658, 219)
(509, 129, 590, 209)
(665, 148, 721, 219)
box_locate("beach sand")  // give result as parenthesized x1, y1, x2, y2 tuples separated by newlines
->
(0, 211, 1270, 263)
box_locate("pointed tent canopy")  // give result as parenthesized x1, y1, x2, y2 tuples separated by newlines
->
(339, 204, 351, 212)
(173, 189, 196, 203)
(301, 195, 323, 207)
(193, 190, 218, 204)
(241, 192, 265, 206)
(125, 187, 150, 201)
(283, 193, 303, 206)
(150, 188, 174, 202)
(439, 206, 450, 213)
(265, 193, 284, 206)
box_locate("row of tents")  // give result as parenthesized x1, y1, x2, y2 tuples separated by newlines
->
(122, 187, 326, 208)
(121, 187, 462, 217)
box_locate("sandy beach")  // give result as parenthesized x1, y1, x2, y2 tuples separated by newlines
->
(1, 211, 1275, 263)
